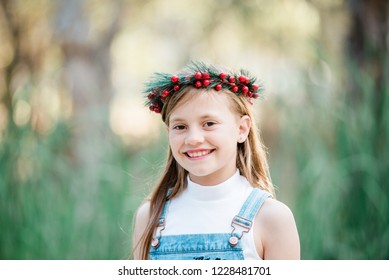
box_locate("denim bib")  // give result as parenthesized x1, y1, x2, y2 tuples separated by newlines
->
(149, 188, 271, 260)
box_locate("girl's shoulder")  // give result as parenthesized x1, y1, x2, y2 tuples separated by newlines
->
(135, 200, 151, 225)
(132, 200, 151, 259)
(133, 201, 151, 240)
(254, 198, 300, 259)
(256, 198, 296, 228)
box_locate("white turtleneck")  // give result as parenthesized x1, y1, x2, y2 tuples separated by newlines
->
(163, 170, 262, 260)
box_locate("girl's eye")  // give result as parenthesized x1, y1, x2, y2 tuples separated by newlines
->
(173, 125, 186, 130)
(204, 121, 216, 127)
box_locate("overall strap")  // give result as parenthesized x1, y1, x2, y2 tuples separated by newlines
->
(229, 188, 271, 247)
(151, 189, 172, 249)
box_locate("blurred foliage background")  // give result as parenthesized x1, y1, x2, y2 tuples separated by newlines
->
(0, 0, 388, 260)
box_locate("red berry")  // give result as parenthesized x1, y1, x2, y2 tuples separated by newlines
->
(154, 106, 162, 113)
(248, 91, 253, 97)
(215, 84, 222, 91)
(239, 75, 247, 83)
(194, 72, 202, 80)
(252, 84, 259, 91)
(242, 86, 249, 94)
(229, 76, 236, 83)
(252, 93, 259, 99)
(147, 93, 154, 100)
(162, 90, 169, 97)
(203, 79, 210, 86)
(219, 73, 227, 79)
(171, 75, 179, 83)
(195, 81, 202, 88)
(149, 105, 155, 111)
(202, 73, 210, 79)
(231, 86, 238, 93)
(174, 85, 180, 91)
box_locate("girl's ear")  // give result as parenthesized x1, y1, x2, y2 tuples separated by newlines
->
(238, 115, 251, 143)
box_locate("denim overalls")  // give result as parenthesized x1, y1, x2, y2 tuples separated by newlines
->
(149, 188, 271, 260)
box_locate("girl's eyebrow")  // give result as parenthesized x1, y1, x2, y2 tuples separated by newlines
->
(169, 117, 186, 124)
(170, 114, 219, 123)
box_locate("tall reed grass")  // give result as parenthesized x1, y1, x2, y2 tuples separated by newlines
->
(0, 120, 166, 259)
(270, 57, 389, 259)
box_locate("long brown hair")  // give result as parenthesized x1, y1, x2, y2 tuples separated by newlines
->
(134, 87, 274, 260)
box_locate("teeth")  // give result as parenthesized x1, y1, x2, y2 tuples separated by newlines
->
(187, 150, 211, 158)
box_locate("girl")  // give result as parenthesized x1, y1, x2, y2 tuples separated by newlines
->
(132, 61, 300, 260)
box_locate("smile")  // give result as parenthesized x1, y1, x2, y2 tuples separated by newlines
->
(185, 149, 214, 158)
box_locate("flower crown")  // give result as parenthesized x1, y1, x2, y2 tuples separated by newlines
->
(144, 61, 264, 113)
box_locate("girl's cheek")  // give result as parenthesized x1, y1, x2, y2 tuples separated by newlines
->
(169, 135, 181, 147)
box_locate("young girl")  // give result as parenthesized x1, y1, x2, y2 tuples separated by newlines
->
(132, 61, 300, 260)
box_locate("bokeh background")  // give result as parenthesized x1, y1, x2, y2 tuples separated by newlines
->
(0, 0, 388, 260)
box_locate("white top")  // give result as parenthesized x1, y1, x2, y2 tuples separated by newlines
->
(163, 170, 261, 260)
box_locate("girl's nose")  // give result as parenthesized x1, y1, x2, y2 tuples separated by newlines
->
(185, 128, 204, 146)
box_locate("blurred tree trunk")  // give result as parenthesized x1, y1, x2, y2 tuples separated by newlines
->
(347, 0, 388, 117)
(0, 0, 18, 130)
(346, 0, 388, 164)
(343, 0, 388, 259)
(0, 0, 36, 193)
(54, 0, 121, 190)
(0, 0, 21, 206)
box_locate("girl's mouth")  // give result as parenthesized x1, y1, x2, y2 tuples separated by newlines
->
(185, 149, 214, 158)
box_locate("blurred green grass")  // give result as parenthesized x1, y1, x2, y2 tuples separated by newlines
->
(270, 57, 389, 259)
(0, 122, 167, 259)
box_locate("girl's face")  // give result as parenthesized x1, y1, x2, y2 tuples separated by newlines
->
(167, 90, 250, 186)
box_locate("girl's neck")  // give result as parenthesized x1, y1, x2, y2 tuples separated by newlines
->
(188, 169, 240, 187)
(186, 170, 241, 201)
